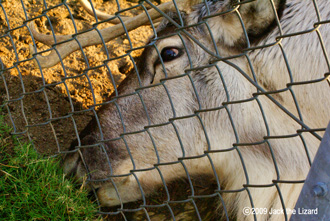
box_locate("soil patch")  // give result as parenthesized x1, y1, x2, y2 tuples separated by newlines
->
(0, 0, 158, 154)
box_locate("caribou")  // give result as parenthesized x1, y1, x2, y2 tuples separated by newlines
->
(29, 0, 330, 220)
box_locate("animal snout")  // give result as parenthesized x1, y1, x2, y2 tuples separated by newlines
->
(63, 134, 98, 179)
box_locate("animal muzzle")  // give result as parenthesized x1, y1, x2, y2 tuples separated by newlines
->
(63, 134, 97, 180)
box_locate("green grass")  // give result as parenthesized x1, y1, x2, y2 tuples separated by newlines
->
(0, 116, 99, 220)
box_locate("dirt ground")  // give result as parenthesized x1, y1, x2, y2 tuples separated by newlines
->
(0, 0, 160, 154)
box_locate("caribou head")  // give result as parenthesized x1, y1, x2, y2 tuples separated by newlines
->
(29, 0, 330, 220)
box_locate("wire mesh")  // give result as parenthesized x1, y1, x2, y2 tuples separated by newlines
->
(0, 0, 329, 220)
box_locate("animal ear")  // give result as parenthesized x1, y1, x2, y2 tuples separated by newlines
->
(189, 0, 285, 48)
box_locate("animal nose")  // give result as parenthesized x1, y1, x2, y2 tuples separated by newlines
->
(88, 188, 100, 200)
(79, 134, 98, 147)
(63, 134, 98, 177)
(63, 150, 80, 178)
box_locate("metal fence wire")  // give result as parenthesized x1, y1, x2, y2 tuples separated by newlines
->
(0, 0, 330, 220)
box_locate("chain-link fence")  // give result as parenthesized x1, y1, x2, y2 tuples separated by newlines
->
(1, 0, 330, 220)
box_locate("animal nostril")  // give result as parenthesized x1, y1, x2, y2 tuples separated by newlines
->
(80, 134, 97, 146)
(87, 188, 100, 200)
(64, 134, 97, 177)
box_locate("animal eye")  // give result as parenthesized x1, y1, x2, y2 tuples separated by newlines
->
(160, 47, 181, 62)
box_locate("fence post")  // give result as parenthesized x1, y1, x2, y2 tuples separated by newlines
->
(290, 123, 330, 221)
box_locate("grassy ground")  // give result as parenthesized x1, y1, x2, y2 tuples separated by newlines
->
(0, 115, 100, 220)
